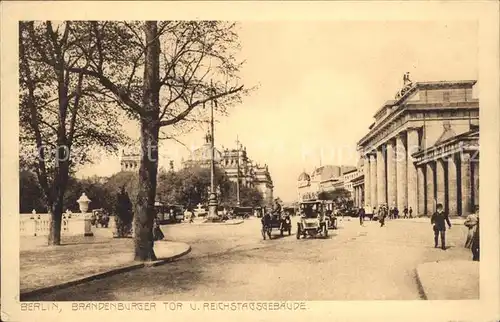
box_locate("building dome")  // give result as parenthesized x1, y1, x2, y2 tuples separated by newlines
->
(190, 143, 222, 162)
(298, 171, 310, 181)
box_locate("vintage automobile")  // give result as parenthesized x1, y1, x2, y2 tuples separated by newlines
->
(232, 206, 253, 219)
(260, 211, 292, 240)
(296, 201, 330, 239)
(155, 203, 185, 224)
(91, 208, 110, 228)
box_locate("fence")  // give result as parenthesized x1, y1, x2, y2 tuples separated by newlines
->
(20, 213, 93, 237)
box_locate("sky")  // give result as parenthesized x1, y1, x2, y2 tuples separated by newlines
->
(77, 20, 478, 202)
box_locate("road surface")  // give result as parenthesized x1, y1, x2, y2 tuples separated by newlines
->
(28, 216, 471, 301)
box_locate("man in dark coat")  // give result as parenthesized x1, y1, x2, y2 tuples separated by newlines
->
(471, 215, 480, 261)
(358, 207, 365, 226)
(431, 203, 452, 250)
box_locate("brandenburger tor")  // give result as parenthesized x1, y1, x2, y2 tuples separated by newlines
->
(355, 73, 479, 217)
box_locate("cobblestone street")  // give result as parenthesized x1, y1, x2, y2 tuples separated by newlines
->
(29, 217, 473, 301)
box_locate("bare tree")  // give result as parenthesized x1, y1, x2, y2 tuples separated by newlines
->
(41, 21, 250, 260)
(19, 21, 127, 245)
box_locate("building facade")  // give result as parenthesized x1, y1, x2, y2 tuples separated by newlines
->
(297, 165, 357, 202)
(356, 75, 479, 216)
(182, 134, 274, 206)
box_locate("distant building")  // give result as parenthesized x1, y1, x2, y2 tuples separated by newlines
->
(182, 133, 274, 206)
(120, 151, 140, 172)
(356, 74, 479, 216)
(297, 165, 357, 202)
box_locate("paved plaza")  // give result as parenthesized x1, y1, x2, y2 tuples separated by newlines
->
(21, 216, 476, 301)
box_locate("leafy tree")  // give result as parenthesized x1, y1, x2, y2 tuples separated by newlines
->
(115, 187, 134, 237)
(63, 176, 114, 214)
(157, 165, 231, 208)
(222, 182, 263, 208)
(36, 21, 251, 261)
(19, 170, 47, 213)
(19, 21, 126, 245)
(318, 188, 352, 209)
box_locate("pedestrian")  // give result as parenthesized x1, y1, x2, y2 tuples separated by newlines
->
(403, 206, 408, 219)
(379, 206, 386, 227)
(471, 217, 480, 261)
(464, 206, 479, 249)
(431, 203, 452, 250)
(394, 206, 399, 219)
(358, 207, 365, 226)
(153, 217, 165, 241)
(409, 207, 413, 218)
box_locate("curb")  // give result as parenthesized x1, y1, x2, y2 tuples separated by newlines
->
(20, 243, 191, 300)
(189, 220, 244, 226)
(414, 268, 428, 300)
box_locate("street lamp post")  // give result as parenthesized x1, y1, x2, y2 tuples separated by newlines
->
(236, 135, 241, 207)
(207, 89, 219, 220)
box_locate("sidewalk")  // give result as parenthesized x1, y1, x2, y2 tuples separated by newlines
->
(20, 238, 190, 299)
(182, 218, 244, 226)
(403, 217, 465, 225)
(415, 260, 479, 300)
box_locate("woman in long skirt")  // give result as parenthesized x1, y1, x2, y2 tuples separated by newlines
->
(153, 217, 165, 241)
(464, 208, 479, 248)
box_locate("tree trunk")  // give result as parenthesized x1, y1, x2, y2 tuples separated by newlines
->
(48, 197, 63, 245)
(134, 21, 161, 261)
(48, 158, 70, 245)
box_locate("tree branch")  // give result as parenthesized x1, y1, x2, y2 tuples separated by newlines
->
(159, 85, 243, 127)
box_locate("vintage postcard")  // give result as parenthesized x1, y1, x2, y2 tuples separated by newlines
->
(1, 1, 499, 321)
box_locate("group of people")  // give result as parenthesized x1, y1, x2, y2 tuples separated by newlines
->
(357, 201, 480, 261)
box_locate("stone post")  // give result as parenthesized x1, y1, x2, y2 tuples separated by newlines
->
(376, 146, 387, 205)
(369, 153, 378, 208)
(461, 152, 472, 216)
(396, 133, 407, 210)
(363, 156, 371, 207)
(407, 128, 419, 212)
(386, 139, 397, 208)
(417, 165, 426, 215)
(426, 162, 435, 215)
(436, 159, 446, 210)
(447, 154, 459, 216)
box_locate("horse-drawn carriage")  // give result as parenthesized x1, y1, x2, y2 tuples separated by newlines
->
(296, 200, 336, 239)
(260, 210, 292, 240)
(91, 208, 110, 228)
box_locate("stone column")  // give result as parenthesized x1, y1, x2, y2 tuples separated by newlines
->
(363, 156, 371, 208)
(396, 133, 407, 210)
(370, 154, 378, 208)
(376, 146, 387, 205)
(447, 154, 459, 216)
(417, 165, 426, 215)
(461, 152, 472, 216)
(472, 159, 479, 209)
(353, 187, 358, 207)
(407, 129, 419, 212)
(436, 159, 446, 210)
(426, 162, 435, 214)
(386, 139, 397, 208)
(359, 187, 363, 207)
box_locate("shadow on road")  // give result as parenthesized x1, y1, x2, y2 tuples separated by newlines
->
(23, 256, 207, 301)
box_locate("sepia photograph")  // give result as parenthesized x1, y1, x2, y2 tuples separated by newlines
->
(1, 1, 499, 322)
